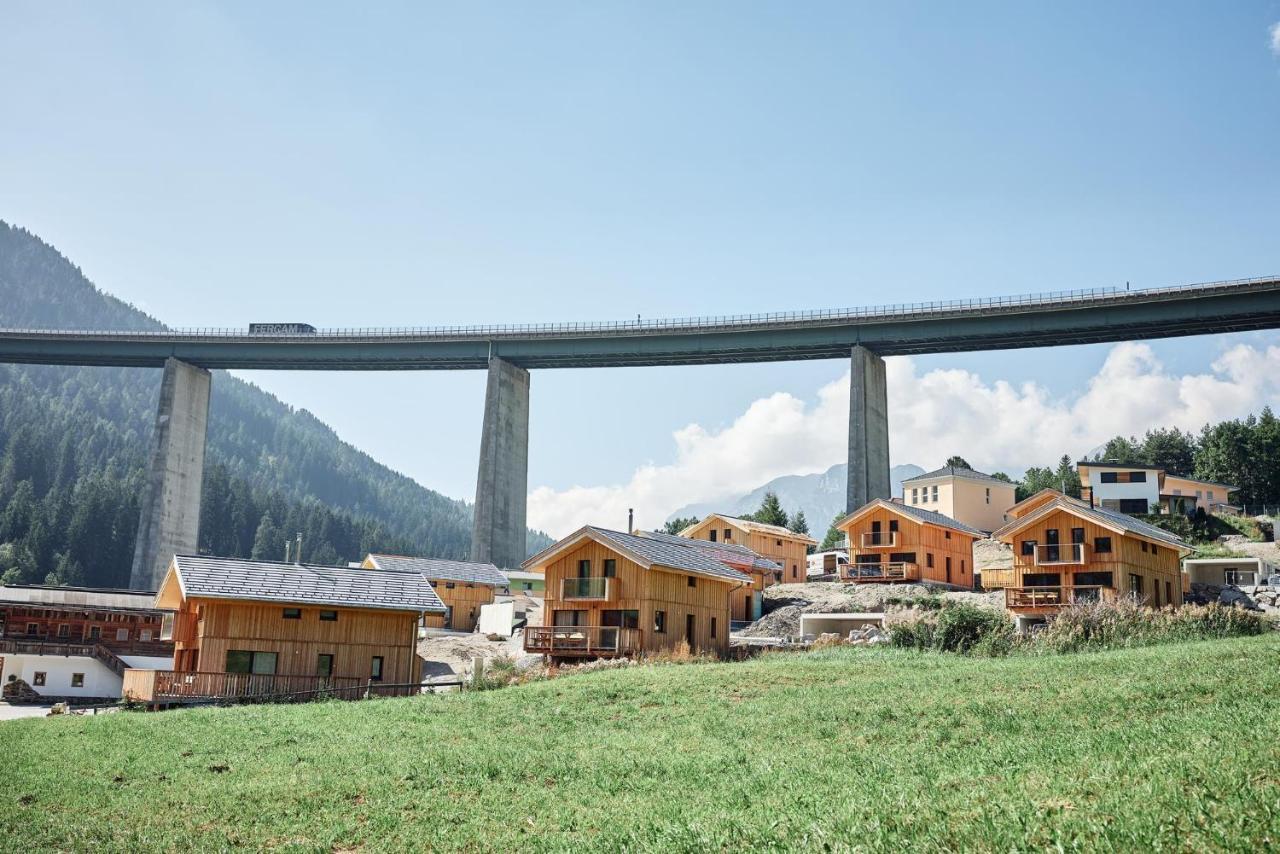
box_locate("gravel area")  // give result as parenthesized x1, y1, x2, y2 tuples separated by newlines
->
(973, 538, 1013, 571)
(1216, 535, 1280, 567)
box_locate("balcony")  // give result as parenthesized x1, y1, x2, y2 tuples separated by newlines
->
(560, 577, 615, 601)
(524, 626, 641, 657)
(1004, 585, 1115, 611)
(1033, 543, 1086, 566)
(841, 562, 920, 584)
(860, 531, 898, 548)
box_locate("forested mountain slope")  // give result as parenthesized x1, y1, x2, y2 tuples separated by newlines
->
(0, 221, 550, 587)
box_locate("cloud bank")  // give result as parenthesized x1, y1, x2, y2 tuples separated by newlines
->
(1271, 22, 1280, 56)
(527, 342, 1280, 538)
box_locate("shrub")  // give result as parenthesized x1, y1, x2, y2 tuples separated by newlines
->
(887, 604, 1013, 656)
(1032, 599, 1270, 654)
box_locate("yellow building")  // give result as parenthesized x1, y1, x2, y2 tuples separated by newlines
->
(901, 466, 1017, 533)
(679, 514, 817, 584)
(1159, 475, 1238, 515)
(992, 491, 1191, 628)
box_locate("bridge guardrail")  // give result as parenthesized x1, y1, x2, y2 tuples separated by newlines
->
(0, 276, 1275, 341)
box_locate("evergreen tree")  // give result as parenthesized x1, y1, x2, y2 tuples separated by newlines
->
(1139, 427, 1196, 475)
(661, 516, 699, 535)
(819, 512, 846, 551)
(944, 455, 972, 470)
(789, 510, 809, 535)
(748, 492, 789, 528)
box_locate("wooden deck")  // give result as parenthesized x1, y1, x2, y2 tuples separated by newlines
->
(120, 670, 406, 705)
(1004, 585, 1115, 612)
(840, 563, 921, 584)
(523, 626, 642, 658)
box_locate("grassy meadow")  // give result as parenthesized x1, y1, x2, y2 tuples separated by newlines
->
(2, 635, 1278, 851)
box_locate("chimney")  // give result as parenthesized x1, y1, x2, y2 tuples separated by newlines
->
(283, 540, 291, 563)
(295, 532, 303, 565)
(628, 508, 634, 533)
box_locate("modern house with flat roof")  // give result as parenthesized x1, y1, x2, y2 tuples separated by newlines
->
(901, 465, 1017, 533)
(122, 555, 445, 707)
(679, 514, 817, 584)
(836, 499, 983, 587)
(0, 585, 174, 702)
(1078, 461, 1162, 515)
(523, 526, 749, 660)
(1160, 475, 1238, 515)
(992, 491, 1191, 628)
(361, 554, 507, 632)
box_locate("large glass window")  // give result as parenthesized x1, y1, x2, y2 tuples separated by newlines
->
(226, 650, 277, 675)
(317, 654, 334, 677)
(603, 559, 617, 578)
(601, 610, 639, 629)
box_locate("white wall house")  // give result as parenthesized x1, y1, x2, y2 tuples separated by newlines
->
(2, 653, 172, 700)
(1078, 462, 1161, 515)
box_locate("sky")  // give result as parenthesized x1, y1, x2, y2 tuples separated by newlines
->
(2, 3, 1279, 537)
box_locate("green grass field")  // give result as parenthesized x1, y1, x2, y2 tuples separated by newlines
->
(3, 636, 1279, 851)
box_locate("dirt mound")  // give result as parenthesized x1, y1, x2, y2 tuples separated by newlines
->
(973, 538, 1013, 571)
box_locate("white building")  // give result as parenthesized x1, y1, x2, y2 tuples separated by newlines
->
(1077, 461, 1162, 515)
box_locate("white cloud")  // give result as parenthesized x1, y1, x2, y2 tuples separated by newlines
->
(527, 342, 1280, 538)
(1271, 22, 1280, 56)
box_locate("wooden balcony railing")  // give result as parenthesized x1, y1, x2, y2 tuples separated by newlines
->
(860, 532, 898, 548)
(524, 626, 641, 656)
(560, 577, 615, 601)
(841, 562, 919, 583)
(1033, 543, 1086, 566)
(1004, 585, 1114, 610)
(122, 670, 369, 703)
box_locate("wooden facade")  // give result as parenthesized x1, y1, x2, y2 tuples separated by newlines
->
(528, 535, 743, 660)
(359, 555, 504, 632)
(0, 587, 171, 657)
(165, 599, 420, 686)
(681, 515, 816, 585)
(994, 497, 1188, 617)
(836, 501, 979, 588)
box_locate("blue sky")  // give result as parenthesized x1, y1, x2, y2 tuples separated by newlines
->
(2, 3, 1279, 532)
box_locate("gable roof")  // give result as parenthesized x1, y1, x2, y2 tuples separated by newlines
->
(1004, 488, 1088, 520)
(523, 527, 751, 585)
(636, 530, 781, 573)
(838, 498, 985, 538)
(992, 497, 1190, 552)
(901, 465, 1012, 486)
(682, 513, 819, 545)
(160, 555, 446, 613)
(364, 554, 507, 587)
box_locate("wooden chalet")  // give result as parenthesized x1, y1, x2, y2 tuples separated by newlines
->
(991, 491, 1191, 626)
(836, 499, 982, 587)
(361, 554, 507, 632)
(0, 585, 174, 701)
(523, 526, 750, 661)
(635, 530, 779, 623)
(122, 555, 446, 707)
(679, 514, 817, 584)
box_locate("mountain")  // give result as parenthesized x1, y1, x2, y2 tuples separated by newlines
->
(0, 221, 551, 587)
(669, 462, 925, 531)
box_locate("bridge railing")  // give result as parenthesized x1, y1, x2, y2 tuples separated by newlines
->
(0, 276, 1274, 341)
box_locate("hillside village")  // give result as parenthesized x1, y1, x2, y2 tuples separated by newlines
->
(5, 446, 1277, 709)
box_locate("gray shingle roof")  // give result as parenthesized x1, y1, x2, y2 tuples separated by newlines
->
(589, 528, 752, 584)
(172, 555, 446, 613)
(838, 499, 985, 537)
(687, 514, 819, 545)
(1085, 504, 1189, 549)
(636, 530, 782, 572)
(993, 496, 1190, 551)
(365, 554, 507, 587)
(902, 465, 1011, 486)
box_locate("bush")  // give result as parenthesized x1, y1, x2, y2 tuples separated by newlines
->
(1032, 599, 1270, 654)
(888, 604, 1013, 656)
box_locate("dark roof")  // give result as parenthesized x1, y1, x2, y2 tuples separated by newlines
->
(1085, 504, 1189, 549)
(993, 497, 1189, 550)
(902, 465, 1011, 485)
(171, 555, 446, 613)
(839, 499, 985, 537)
(523, 527, 751, 585)
(1076, 460, 1161, 469)
(686, 514, 819, 544)
(636, 530, 781, 572)
(365, 554, 507, 587)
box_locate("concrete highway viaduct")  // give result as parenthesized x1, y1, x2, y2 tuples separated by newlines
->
(1, 276, 1277, 591)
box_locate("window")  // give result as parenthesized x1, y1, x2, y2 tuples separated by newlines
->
(1150, 545, 1158, 558)
(554, 610, 587, 627)
(445, 582, 456, 589)
(1140, 541, 1149, 553)
(724, 528, 732, 541)
(709, 530, 717, 542)
(1071, 528, 1085, 544)
(1129, 471, 1146, 483)
(57, 624, 69, 637)
(1129, 574, 1144, 598)
(1094, 536, 1112, 554)
(578, 559, 591, 577)
(316, 654, 334, 677)
(602, 610, 639, 629)
(911, 488, 918, 504)
(33, 672, 46, 687)
(226, 650, 277, 675)
(1165, 581, 1172, 605)
(89, 626, 101, 640)
(370, 656, 384, 682)
(116, 628, 129, 641)
(603, 559, 616, 578)
(1207, 490, 1215, 501)
(945, 556, 952, 583)
(926, 553, 934, 569)
(283, 608, 302, 620)
(71, 673, 85, 688)
(140, 629, 152, 642)
(985, 488, 991, 504)
(776, 539, 782, 546)
(25, 623, 37, 636)
(159, 613, 174, 641)
(889, 520, 898, 533)
(945, 530, 951, 540)
(1101, 472, 1118, 483)
(654, 610, 666, 634)
(319, 611, 338, 622)
(687, 575, 697, 588)
(711, 617, 718, 639)
(889, 552, 917, 564)
(931, 485, 939, 502)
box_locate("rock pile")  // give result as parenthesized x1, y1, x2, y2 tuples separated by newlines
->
(1187, 583, 1280, 613)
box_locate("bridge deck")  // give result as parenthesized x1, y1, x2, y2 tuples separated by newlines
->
(1, 276, 1276, 369)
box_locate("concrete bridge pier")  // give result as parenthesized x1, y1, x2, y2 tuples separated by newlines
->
(847, 345, 890, 511)
(471, 356, 530, 569)
(129, 357, 211, 591)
